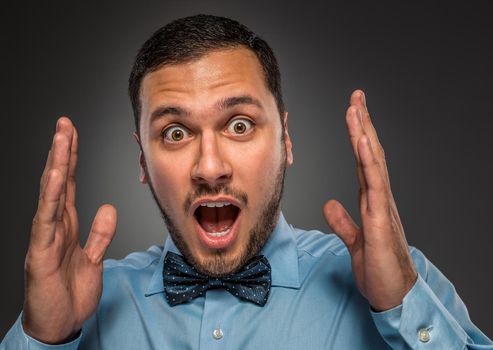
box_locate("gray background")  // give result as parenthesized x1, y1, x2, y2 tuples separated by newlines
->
(1, 0, 492, 340)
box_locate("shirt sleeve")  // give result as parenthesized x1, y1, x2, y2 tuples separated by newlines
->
(370, 248, 493, 350)
(0, 313, 82, 350)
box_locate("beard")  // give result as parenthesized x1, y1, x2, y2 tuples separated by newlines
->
(144, 151, 287, 277)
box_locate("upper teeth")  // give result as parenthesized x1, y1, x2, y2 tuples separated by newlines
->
(200, 201, 232, 208)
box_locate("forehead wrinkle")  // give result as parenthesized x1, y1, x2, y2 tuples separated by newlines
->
(150, 93, 263, 125)
(142, 48, 273, 127)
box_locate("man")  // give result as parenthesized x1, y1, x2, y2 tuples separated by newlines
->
(1, 14, 492, 349)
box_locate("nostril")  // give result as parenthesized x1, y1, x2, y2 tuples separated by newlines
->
(217, 173, 232, 182)
(191, 162, 232, 185)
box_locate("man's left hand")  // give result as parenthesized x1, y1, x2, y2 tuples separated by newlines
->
(323, 90, 418, 311)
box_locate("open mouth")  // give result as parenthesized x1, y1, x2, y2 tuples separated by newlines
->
(194, 201, 240, 237)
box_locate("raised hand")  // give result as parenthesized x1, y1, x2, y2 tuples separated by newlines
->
(323, 90, 417, 311)
(22, 117, 117, 344)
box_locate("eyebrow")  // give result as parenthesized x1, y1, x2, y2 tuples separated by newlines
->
(149, 94, 263, 123)
(150, 106, 190, 123)
(216, 95, 263, 110)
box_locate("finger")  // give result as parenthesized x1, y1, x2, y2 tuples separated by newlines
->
(350, 90, 391, 187)
(39, 118, 65, 199)
(38, 130, 69, 217)
(31, 169, 65, 248)
(53, 117, 74, 220)
(38, 120, 62, 191)
(345, 105, 364, 162)
(323, 200, 361, 252)
(345, 105, 368, 195)
(350, 89, 366, 108)
(39, 150, 53, 200)
(358, 135, 388, 215)
(84, 205, 117, 264)
(350, 90, 386, 163)
(66, 126, 78, 207)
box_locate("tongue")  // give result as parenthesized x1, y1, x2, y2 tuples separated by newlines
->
(199, 206, 236, 233)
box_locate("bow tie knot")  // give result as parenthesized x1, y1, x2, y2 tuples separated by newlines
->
(208, 278, 225, 288)
(163, 252, 271, 306)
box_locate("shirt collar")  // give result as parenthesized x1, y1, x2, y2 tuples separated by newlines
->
(145, 212, 300, 296)
(259, 212, 300, 288)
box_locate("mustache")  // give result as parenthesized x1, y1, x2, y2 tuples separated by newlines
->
(183, 183, 248, 214)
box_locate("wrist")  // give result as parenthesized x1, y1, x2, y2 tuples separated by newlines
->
(370, 271, 418, 312)
(22, 313, 80, 345)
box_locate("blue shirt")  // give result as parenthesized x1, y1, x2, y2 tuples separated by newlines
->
(2, 213, 492, 349)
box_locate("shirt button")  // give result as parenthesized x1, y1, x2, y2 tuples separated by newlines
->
(212, 328, 224, 340)
(417, 328, 431, 343)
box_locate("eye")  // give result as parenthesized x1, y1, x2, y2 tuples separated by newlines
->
(162, 125, 190, 142)
(226, 118, 254, 135)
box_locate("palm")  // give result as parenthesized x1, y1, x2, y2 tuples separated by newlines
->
(23, 118, 116, 344)
(324, 91, 417, 311)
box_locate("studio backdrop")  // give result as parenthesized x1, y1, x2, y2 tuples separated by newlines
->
(1, 0, 492, 339)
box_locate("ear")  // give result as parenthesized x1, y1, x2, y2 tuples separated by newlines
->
(282, 112, 294, 166)
(133, 132, 148, 184)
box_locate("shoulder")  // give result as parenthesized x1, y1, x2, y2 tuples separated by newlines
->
(291, 225, 349, 258)
(97, 245, 164, 302)
(103, 245, 163, 270)
(287, 225, 355, 291)
(102, 245, 163, 286)
(291, 225, 427, 262)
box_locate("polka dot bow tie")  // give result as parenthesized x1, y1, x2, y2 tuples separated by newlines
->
(163, 252, 271, 307)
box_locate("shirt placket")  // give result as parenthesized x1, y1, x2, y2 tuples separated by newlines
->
(199, 289, 236, 349)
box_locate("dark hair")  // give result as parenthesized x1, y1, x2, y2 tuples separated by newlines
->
(128, 14, 284, 133)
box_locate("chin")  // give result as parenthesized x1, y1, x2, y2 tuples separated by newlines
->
(193, 246, 248, 277)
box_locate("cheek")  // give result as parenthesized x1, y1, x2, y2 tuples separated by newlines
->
(231, 135, 283, 198)
(146, 152, 191, 205)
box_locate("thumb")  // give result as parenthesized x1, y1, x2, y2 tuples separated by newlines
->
(323, 200, 360, 251)
(84, 204, 117, 264)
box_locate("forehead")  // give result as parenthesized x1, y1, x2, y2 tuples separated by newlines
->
(139, 47, 274, 120)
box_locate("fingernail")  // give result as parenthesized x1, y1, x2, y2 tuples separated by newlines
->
(360, 91, 366, 106)
(56, 116, 69, 131)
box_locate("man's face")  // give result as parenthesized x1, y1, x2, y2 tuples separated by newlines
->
(137, 47, 293, 276)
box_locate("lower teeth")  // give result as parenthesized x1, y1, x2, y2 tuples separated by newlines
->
(206, 227, 231, 237)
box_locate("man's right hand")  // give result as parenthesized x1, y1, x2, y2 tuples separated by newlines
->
(22, 117, 117, 344)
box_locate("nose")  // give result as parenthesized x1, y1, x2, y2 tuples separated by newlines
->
(191, 131, 232, 186)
